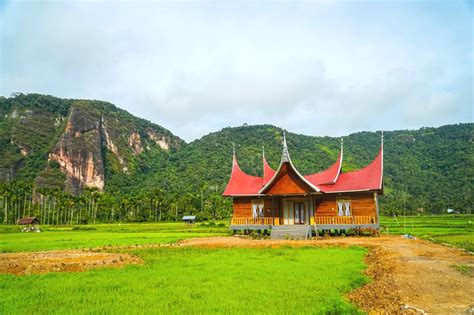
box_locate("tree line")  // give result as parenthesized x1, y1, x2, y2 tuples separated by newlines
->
(0, 181, 232, 225)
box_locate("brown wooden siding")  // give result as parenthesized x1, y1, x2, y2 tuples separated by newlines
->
(314, 193, 376, 217)
(233, 193, 377, 219)
(263, 198, 273, 217)
(314, 195, 337, 217)
(351, 193, 376, 216)
(232, 198, 252, 218)
(261, 198, 281, 217)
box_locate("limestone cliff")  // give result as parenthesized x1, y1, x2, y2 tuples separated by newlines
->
(47, 101, 184, 194)
(48, 103, 105, 194)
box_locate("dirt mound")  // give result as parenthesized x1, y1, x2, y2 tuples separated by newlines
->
(347, 245, 404, 314)
(0, 250, 142, 275)
(180, 235, 474, 314)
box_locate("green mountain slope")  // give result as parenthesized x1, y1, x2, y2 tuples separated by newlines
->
(0, 94, 472, 224)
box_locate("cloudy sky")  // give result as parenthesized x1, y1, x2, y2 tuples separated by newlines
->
(1, 0, 472, 142)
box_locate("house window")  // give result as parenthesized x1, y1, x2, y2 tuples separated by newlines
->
(337, 198, 351, 216)
(251, 200, 264, 218)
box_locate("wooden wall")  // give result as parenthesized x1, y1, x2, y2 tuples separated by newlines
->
(232, 197, 281, 218)
(263, 198, 281, 217)
(314, 192, 376, 217)
(233, 192, 377, 218)
(314, 195, 337, 217)
(232, 198, 252, 217)
(351, 193, 377, 216)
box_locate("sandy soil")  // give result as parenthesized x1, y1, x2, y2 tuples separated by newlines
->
(0, 250, 142, 275)
(179, 236, 474, 314)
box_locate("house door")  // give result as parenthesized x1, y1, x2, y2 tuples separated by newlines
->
(283, 202, 293, 225)
(294, 203, 305, 224)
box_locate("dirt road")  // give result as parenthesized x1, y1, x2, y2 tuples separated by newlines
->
(180, 236, 474, 314)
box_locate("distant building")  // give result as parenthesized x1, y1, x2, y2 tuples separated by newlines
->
(182, 215, 196, 224)
(18, 217, 40, 232)
(223, 133, 383, 234)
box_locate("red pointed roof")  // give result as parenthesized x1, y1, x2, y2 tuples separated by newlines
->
(222, 154, 264, 196)
(304, 147, 343, 185)
(263, 155, 276, 185)
(318, 145, 383, 193)
(222, 134, 383, 196)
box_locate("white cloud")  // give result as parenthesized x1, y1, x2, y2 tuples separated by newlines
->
(1, 0, 472, 141)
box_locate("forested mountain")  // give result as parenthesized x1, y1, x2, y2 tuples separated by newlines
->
(0, 94, 183, 194)
(176, 123, 473, 215)
(0, 94, 472, 224)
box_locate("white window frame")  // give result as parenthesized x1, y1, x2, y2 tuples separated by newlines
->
(336, 198, 351, 216)
(251, 199, 264, 218)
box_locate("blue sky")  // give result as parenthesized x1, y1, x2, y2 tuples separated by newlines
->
(0, 0, 472, 141)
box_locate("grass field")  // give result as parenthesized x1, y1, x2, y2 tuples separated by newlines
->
(0, 222, 229, 253)
(380, 215, 474, 251)
(0, 246, 368, 314)
(1, 215, 472, 252)
(1, 216, 472, 314)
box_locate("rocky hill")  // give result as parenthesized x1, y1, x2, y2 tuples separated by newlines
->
(0, 94, 183, 194)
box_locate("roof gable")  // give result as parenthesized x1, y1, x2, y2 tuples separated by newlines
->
(259, 132, 319, 194)
(264, 163, 315, 195)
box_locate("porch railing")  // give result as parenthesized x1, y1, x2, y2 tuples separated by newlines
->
(231, 217, 275, 225)
(231, 216, 376, 226)
(314, 216, 376, 225)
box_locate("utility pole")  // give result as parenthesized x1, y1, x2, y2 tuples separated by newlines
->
(175, 203, 178, 221)
(403, 188, 407, 231)
(200, 190, 203, 213)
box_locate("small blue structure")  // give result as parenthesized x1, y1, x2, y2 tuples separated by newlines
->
(182, 215, 196, 224)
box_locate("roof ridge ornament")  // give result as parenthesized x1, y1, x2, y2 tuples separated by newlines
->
(281, 130, 291, 163)
(381, 131, 384, 145)
(262, 146, 265, 159)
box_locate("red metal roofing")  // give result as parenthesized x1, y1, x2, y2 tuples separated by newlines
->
(318, 146, 383, 193)
(222, 155, 264, 196)
(222, 141, 383, 196)
(263, 156, 276, 185)
(304, 150, 343, 185)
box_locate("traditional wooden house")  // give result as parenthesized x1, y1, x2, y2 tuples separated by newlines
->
(223, 133, 383, 235)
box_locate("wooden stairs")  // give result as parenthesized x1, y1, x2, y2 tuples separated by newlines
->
(270, 225, 311, 240)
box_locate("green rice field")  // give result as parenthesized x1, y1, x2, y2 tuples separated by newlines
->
(380, 214, 474, 252)
(0, 215, 472, 314)
(0, 222, 229, 253)
(0, 246, 367, 314)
